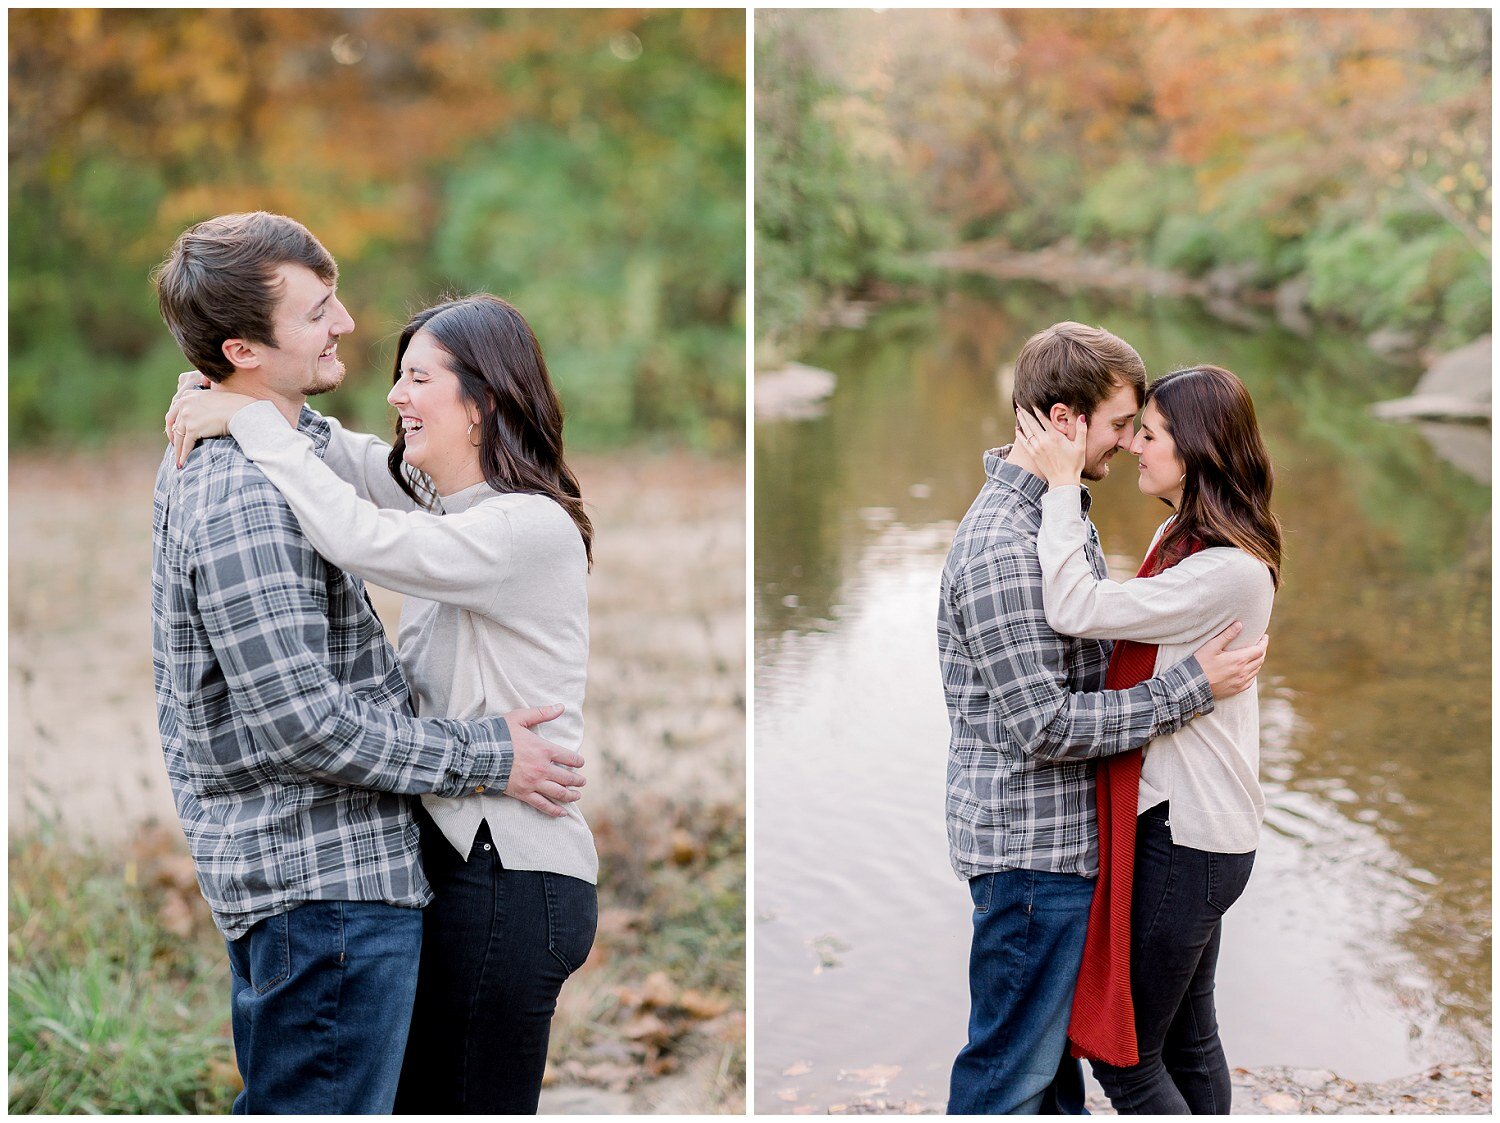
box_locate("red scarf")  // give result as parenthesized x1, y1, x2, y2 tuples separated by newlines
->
(1068, 530, 1203, 1067)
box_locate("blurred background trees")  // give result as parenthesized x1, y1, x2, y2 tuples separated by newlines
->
(756, 9, 1490, 352)
(10, 9, 745, 450)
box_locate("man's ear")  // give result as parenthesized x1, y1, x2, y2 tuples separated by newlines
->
(221, 338, 261, 373)
(1048, 402, 1077, 439)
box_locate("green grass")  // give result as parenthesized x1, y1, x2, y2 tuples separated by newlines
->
(8, 833, 235, 1114)
(8, 801, 746, 1113)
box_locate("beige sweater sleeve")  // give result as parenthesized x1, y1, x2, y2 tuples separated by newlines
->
(230, 400, 510, 616)
(1037, 484, 1257, 646)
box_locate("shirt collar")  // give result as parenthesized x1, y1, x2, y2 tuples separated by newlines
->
(436, 480, 497, 515)
(984, 445, 1093, 517)
(296, 405, 333, 457)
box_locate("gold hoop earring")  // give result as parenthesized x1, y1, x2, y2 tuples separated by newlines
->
(467, 422, 481, 448)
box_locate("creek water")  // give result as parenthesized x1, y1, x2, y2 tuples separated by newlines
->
(753, 279, 1490, 1112)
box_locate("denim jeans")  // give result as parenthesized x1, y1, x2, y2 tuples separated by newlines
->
(225, 899, 423, 1114)
(395, 811, 598, 1114)
(948, 866, 1096, 1115)
(1091, 803, 1256, 1114)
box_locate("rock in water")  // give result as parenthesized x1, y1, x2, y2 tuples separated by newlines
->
(757, 363, 837, 422)
(1372, 335, 1491, 422)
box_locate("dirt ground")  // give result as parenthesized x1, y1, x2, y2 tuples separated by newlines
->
(9, 441, 744, 837)
(8, 440, 746, 1114)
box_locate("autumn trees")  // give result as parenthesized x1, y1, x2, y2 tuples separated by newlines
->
(756, 9, 1490, 349)
(11, 10, 745, 448)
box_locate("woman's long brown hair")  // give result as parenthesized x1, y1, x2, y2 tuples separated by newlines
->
(1144, 365, 1282, 589)
(386, 294, 593, 567)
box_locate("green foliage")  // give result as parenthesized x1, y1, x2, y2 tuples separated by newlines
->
(1074, 159, 1176, 247)
(9, 11, 745, 452)
(1152, 211, 1220, 277)
(989, 152, 1085, 250)
(433, 114, 744, 450)
(1305, 207, 1487, 337)
(8, 838, 235, 1115)
(1438, 265, 1492, 347)
(754, 20, 940, 349)
(1195, 168, 1307, 286)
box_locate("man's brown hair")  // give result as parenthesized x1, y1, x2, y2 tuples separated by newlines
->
(1012, 321, 1146, 419)
(151, 212, 337, 382)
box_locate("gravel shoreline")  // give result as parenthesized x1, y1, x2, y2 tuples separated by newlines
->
(812, 1063, 1491, 1115)
(1087, 1063, 1493, 1115)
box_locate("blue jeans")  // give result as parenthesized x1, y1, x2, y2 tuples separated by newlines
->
(1090, 803, 1255, 1114)
(948, 867, 1095, 1115)
(225, 900, 423, 1114)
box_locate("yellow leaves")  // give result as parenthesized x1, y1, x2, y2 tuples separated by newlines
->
(66, 8, 102, 42)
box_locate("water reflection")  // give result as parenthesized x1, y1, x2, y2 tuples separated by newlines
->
(754, 282, 1490, 1111)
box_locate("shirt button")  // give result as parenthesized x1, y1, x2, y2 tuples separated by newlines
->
(483, 843, 492, 851)
(474, 785, 486, 794)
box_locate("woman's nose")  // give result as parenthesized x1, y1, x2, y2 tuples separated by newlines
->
(1128, 433, 1145, 456)
(387, 382, 404, 406)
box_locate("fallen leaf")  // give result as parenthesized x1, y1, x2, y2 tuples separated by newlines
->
(843, 1063, 902, 1088)
(579, 1061, 637, 1092)
(621, 1012, 673, 1043)
(670, 828, 703, 864)
(641, 970, 676, 1008)
(777, 1089, 798, 1102)
(646, 1054, 679, 1078)
(678, 988, 731, 1018)
(783, 1060, 813, 1077)
(809, 933, 851, 969)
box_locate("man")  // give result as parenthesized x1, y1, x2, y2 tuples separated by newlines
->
(150, 212, 584, 1113)
(938, 322, 1268, 1114)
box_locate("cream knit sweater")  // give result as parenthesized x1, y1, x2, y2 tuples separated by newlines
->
(1037, 484, 1274, 854)
(229, 400, 598, 883)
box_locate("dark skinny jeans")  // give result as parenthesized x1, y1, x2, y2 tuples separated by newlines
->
(395, 809, 597, 1115)
(1091, 802, 1255, 1115)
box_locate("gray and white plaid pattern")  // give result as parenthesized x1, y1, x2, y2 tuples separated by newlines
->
(938, 447, 1213, 881)
(152, 408, 513, 940)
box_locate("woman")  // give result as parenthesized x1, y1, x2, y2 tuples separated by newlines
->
(1014, 364, 1280, 1114)
(169, 294, 598, 1115)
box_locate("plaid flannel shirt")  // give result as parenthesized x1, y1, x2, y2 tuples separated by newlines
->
(151, 407, 514, 940)
(938, 447, 1214, 880)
